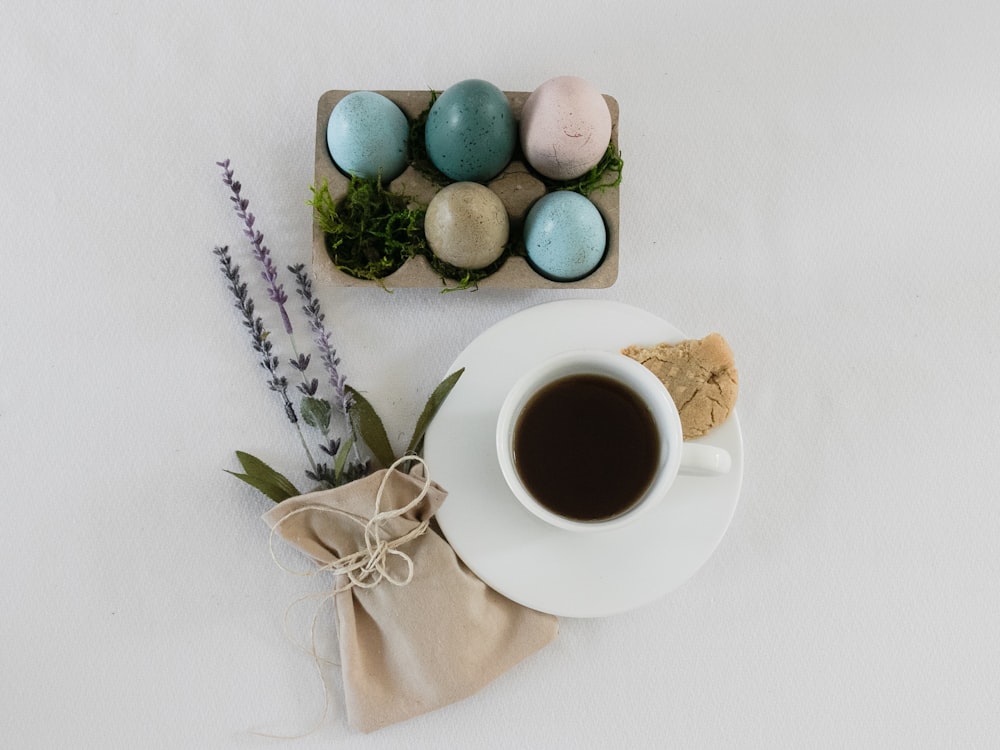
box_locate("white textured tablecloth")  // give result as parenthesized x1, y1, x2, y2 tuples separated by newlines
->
(3, 1, 998, 747)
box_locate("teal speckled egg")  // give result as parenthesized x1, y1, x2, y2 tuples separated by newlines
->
(524, 191, 607, 281)
(424, 80, 516, 182)
(326, 91, 409, 182)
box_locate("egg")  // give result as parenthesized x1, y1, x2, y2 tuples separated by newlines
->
(326, 91, 409, 182)
(523, 191, 606, 281)
(424, 182, 509, 270)
(520, 76, 612, 181)
(424, 79, 516, 182)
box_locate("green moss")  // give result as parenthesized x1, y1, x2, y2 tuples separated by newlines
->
(407, 90, 450, 186)
(542, 142, 624, 196)
(424, 248, 512, 292)
(308, 176, 426, 281)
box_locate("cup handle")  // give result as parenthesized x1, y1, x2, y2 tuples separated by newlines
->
(679, 442, 732, 476)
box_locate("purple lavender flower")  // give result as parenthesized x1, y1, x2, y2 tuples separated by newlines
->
(212, 246, 298, 425)
(289, 263, 352, 414)
(217, 159, 293, 334)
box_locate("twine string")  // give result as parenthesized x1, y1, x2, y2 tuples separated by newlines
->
(267, 455, 432, 592)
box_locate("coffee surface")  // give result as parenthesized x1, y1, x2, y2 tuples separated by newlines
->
(512, 373, 660, 521)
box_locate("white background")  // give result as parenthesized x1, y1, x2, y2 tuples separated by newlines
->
(3, 1, 998, 748)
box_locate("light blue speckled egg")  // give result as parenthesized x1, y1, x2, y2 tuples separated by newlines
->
(326, 91, 409, 181)
(524, 191, 607, 281)
(424, 79, 516, 182)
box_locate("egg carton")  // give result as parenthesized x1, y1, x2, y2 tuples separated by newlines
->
(312, 89, 620, 289)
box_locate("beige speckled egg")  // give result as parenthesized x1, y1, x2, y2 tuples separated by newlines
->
(520, 76, 612, 181)
(424, 182, 509, 270)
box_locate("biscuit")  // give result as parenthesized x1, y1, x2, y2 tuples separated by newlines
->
(621, 333, 738, 439)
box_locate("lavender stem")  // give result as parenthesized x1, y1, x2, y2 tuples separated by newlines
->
(212, 245, 318, 475)
(289, 264, 351, 415)
(217, 159, 293, 335)
(289, 263, 362, 467)
(218, 158, 321, 403)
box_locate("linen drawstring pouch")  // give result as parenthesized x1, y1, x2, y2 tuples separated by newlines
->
(262, 459, 559, 733)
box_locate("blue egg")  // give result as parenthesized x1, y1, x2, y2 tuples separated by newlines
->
(327, 91, 409, 181)
(524, 192, 607, 281)
(424, 79, 516, 182)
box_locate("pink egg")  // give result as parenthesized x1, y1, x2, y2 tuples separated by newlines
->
(520, 76, 613, 181)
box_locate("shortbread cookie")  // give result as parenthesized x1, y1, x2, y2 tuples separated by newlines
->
(621, 333, 738, 439)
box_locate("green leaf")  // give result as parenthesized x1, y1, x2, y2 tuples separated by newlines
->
(345, 386, 396, 469)
(405, 368, 465, 456)
(234, 451, 301, 496)
(225, 470, 292, 503)
(224, 450, 300, 503)
(333, 433, 356, 483)
(300, 396, 332, 433)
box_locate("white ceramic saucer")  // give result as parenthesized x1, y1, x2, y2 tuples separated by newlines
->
(423, 300, 743, 618)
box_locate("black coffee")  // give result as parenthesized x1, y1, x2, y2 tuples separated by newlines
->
(512, 373, 660, 522)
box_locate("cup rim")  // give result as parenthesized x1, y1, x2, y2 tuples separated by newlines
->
(496, 349, 683, 533)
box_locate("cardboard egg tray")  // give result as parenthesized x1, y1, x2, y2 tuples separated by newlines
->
(312, 89, 620, 289)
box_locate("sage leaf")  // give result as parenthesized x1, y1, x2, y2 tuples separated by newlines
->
(300, 396, 332, 433)
(346, 386, 396, 469)
(225, 470, 292, 503)
(405, 368, 465, 456)
(225, 450, 300, 503)
(235, 451, 301, 495)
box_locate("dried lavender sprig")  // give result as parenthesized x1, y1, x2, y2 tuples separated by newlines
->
(213, 245, 317, 473)
(288, 263, 352, 414)
(218, 159, 320, 401)
(217, 159, 293, 335)
(289, 262, 361, 472)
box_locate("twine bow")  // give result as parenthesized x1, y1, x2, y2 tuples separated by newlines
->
(268, 455, 433, 593)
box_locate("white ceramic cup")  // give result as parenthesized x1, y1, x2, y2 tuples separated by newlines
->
(496, 349, 731, 532)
